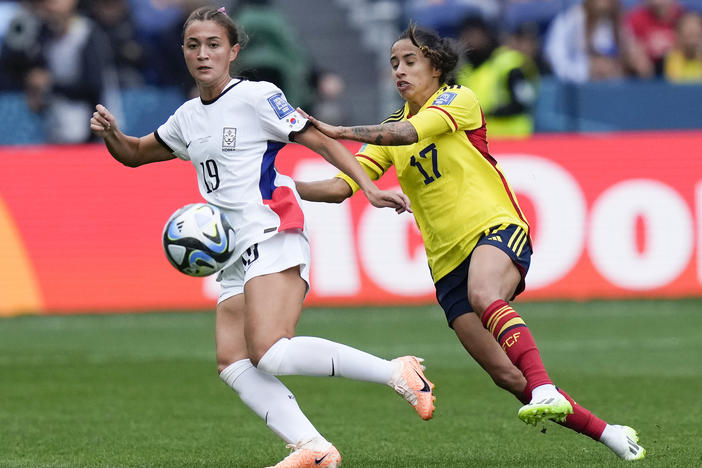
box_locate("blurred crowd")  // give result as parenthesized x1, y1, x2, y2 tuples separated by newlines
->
(0, 0, 319, 143)
(0, 0, 701, 142)
(409, 0, 702, 136)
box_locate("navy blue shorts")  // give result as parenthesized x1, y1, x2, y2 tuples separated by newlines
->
(435, 224, 531, 328)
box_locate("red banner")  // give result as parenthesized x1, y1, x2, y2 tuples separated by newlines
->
(1, 132, 701, 315)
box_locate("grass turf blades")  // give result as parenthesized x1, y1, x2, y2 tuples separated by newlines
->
(1, 299, 699, 467)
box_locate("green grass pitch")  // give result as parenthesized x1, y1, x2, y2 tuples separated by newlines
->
(1, 299, 700, 467)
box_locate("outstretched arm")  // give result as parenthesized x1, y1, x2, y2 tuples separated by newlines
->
(293, 125, 410, 213)
(297, 108, 418, 146)
(295, 178, 353, 204)
(90, 104, 175, 167)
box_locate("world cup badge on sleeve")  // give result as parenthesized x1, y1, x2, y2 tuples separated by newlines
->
(267, 93, 295, 119)
(432, 92, 457, 106)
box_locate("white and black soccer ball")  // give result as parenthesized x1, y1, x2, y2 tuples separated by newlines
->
(162, 203, 235, 277)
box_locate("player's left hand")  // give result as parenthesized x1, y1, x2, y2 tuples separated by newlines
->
(90, 104, 118, 139)
(364, 186, 412, 214)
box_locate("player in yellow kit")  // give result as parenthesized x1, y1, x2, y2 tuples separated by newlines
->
(338, 83, 529, 286)
(296, 24, 645, 461)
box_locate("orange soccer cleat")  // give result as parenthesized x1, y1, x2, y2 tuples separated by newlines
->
(266, 439, 341, 468)
(389, 355, 436, 420)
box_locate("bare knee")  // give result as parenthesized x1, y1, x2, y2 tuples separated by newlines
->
(247, 336, 284, 368)
(468, 286, 499, 318)
(216, 342, 271, 373)
(247, 345, 267, 368)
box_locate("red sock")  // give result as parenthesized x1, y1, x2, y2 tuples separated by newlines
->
(517, 388, 607, 440)
(481, 299, 552, 395)
(557, 389, 607, 440)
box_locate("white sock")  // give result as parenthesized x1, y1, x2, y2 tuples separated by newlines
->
(257, 336, 393, 384)
(219, 359, 324, 445)
(530, 383, 559, 402)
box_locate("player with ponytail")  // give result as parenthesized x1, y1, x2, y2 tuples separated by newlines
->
(297, 23, 646, 462)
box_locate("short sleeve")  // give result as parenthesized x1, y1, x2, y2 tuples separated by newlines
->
(256, 83, 310, 142)
(335, 143, 392, 194)
(155, 110, 189, 160)
(408, 87, 483, 141)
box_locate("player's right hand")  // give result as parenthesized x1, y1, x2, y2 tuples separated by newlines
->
(296, 107, 343, 140)
(90, 104, 117, 138)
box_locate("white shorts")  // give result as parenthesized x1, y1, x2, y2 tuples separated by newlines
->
(217, 229, 311, 304)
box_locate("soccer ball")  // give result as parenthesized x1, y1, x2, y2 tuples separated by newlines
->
(162, 203, 235, 277)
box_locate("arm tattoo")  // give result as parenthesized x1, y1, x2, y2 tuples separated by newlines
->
(347, 122, 417, 145)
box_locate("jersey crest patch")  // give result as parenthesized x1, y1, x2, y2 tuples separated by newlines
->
(432, 92, 457, 106)
(222, 127, 237, 151)
(267, 93, 295, 119)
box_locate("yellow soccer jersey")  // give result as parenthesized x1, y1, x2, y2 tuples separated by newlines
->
(338, 84, 529, 282)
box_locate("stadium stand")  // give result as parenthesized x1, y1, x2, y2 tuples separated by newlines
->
(275, 0, 400, 123)
(0, 91, 45, 145)
(1, 0, 701, 144)
(683, 0, 702, 12)
(502, 0, 564, 35)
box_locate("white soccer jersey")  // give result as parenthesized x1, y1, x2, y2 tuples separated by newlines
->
(155, 79, 310, 260)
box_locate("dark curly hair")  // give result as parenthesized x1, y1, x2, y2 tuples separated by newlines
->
(397, 23, 459, 84)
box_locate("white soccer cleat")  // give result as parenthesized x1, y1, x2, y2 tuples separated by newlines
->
(603, 425, 646, 461)
(517, 390, 573, 425)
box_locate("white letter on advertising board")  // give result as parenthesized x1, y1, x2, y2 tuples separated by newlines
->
(499, 155, 587, 289)
(357, 199, 433, 295)
(296, 161, 360, 295)
(589, 180, 693, 289)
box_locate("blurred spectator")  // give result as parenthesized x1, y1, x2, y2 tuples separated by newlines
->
(0, 0, 119, 143)
(455, 16, 540, 138)
(664, 10, 702, 81)
(234, 0, 313, 108)
(502, 0, 562, 38)
(403, 0, 500, 37)
(310, 71, 351, 126)
(145, 0, 210, 96)
(0, 1, 43, 90)
(128, 0, 199, 38)
(87, 0, 146, 87)
(543, 0, 651, 83)
(625, 0, 684, 76)
(506, 20, 552, 75)
(0, 1, 21, 48)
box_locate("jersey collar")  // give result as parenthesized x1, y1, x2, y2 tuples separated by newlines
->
(200, 78, 245, 105)
(406, 83, 449, 118)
